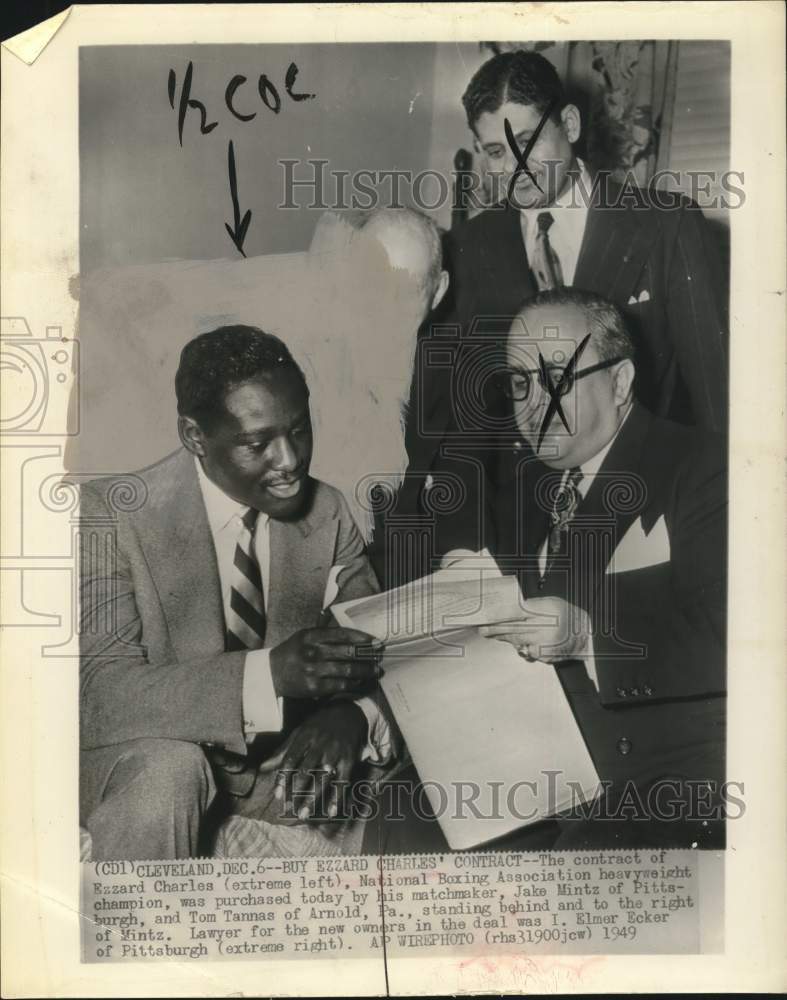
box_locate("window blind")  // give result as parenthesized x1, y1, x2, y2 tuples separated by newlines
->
(667, 40, 731, 225)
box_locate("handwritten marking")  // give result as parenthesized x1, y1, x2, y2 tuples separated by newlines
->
(168, 61, 315, 141)
(536, 333, 591, 451)
(168, 61, 218, 146)
(225, 140, 252, 257)
(504, 99, 557, 205)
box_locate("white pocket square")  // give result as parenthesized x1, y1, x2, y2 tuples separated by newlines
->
(607, 515, 670, 574)
(627, 289, 651, 305)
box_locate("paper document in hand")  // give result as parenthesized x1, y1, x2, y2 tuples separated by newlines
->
(331, 562, 523, 644)
(379, 627, 600, 851)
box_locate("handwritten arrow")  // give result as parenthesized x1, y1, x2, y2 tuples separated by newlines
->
(225, 140, 252, 257)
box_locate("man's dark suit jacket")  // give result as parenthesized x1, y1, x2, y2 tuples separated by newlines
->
(442, 180, 728, 428)
(78, 448, 380, 797)
(492, 402, 727, 800)
(396, 179, 729, 559)
(362, 404, 727, 855)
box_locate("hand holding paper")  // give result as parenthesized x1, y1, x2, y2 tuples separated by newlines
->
(480, 596, 592, 663)
(331, 552, 524, 644)
(269, 627, 383, 698)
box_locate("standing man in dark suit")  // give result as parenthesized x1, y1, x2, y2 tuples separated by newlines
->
(79, 326, 391, 860)
(403, 50, 728, 555)
(479, 288, 727, 848)
(454, 48, 727, 427)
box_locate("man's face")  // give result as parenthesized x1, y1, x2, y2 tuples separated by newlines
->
(194, 368, 313, 518)
(506, 303, 623, 469)
(474, 100, 578, 209)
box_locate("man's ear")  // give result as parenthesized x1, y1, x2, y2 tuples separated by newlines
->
(611, 359, 636, 408)
(431, 269, 449, 311)
(178, 415, 207, 457)
(560, 104, 581, 145)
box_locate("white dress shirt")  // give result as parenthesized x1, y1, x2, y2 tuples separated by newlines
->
(195, 459, 391, 762)
(520, 159, 592, 286)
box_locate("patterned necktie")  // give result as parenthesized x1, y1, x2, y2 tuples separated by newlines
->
(225, 506, 266, 651)
(545, 467, 583, 575)
(530, 210, 564, 291)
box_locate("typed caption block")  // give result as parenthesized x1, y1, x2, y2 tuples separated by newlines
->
(81, 849, 702, 962)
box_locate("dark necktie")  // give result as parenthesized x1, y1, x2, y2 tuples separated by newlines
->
(544, 467, 583, 577)
(225, 506, 266, 651)
(531, 210, 564, 291)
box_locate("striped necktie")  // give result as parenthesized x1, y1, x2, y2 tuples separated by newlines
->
(530, 210, 564, 291)
(225, 506, 266, 652)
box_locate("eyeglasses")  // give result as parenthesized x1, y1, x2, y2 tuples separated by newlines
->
(502, 356, 625, 403)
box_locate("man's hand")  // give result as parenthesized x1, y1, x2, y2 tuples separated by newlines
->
(269, 627, 383, 699)
(260, 702, 369, 821)
(480, 597, 591, 662)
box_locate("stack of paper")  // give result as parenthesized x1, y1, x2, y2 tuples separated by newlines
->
(377, 627, 600, 849)
(331, 555, 524, 644)
(332, 557, 600, 850)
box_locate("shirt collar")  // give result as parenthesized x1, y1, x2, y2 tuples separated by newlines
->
(194, 456, 268, 534)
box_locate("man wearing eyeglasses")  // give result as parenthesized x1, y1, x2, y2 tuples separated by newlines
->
(401, 47, 727, 572)
(470, 287, 727, 849)
(446, 48, 728, 431)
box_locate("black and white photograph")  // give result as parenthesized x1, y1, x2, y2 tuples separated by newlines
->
(1, 2, 785, 996)
(73, 34, 732, 858)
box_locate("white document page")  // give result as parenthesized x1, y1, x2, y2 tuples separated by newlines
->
(379, 627, 601, 851)
(331, 552, 523, 644)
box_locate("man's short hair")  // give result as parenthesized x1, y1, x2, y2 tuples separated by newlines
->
(175, 325, 306, 431)
(462, 50, 565, 132)
(355, 206, 443, 294)
(519, 288, 635, 363)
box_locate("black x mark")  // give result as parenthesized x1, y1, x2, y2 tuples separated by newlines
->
(536, 333, 591, 452)
(504, 98, 558, 206)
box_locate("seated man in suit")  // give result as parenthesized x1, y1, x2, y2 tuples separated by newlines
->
(479, 287, 727, 848)
(367, 288, 726, 853)
(403, 50, 728, 558)
(79, 325, 392, 860)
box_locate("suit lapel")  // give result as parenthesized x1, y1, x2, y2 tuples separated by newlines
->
(266, 492, 338, 649)
(138, 450, 225, 660)
(532, 405, 653, 604)
(574, 181, 655, 302)
(482, 202, 536, 309)
(568, 405, 653, 606)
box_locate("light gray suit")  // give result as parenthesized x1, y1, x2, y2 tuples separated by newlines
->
(79, 448, 379, 859)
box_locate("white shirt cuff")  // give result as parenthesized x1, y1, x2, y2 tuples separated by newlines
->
(242, 649, 283, 738)
(355, 695, 394, 766)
